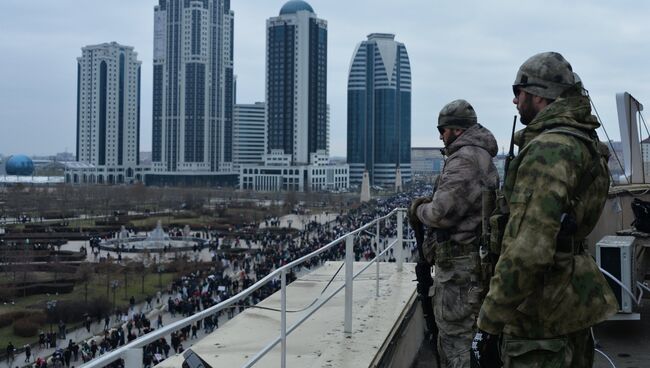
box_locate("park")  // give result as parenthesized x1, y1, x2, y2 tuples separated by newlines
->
(0, 184, 357, 366)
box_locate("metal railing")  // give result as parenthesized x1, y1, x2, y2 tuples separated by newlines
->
(81, 208, 411, 368)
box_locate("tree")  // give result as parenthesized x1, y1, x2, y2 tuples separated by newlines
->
(76, 263, 94, 304)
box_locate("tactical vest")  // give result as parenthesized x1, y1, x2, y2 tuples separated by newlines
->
(484, 127, 608, 278)
(480, 126, 618, 337)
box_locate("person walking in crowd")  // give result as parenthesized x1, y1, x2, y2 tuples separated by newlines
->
(11, 188, 428, 367)
(5, 341, 15, 365)
(24, 344, 31, 362)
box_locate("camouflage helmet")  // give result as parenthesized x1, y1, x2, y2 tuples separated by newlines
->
(513, 52, 575, 100)
(437, 99, 477, 131)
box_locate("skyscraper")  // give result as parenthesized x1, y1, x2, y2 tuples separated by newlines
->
(151, 0, 235, 184)
(266, 0, 328, 165)
(347, 33, 412, 187)
(239, 0, 347, 192)
(76, 42, 142, 184)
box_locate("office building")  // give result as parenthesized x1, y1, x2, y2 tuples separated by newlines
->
(233, 103, 266, 167)
(238, 1, 346, 192)
(411, 147, 444, 179)
(347, 33, 412, 187)
(149, 0, 236, 186)
(266, 0, 328, 164)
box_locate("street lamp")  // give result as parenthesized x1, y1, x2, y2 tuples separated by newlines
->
(111, 280, 120, 313)
(46, 300, 57, 334)
(158, 264, 165, 292)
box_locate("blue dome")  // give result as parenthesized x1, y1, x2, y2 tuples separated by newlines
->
(279, 0, 314, 15)
(5, 154, 34, 176)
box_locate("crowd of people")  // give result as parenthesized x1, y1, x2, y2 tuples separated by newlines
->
(10, 186, 429, 367)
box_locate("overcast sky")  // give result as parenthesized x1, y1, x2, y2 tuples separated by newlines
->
(1, 0, 649, 157)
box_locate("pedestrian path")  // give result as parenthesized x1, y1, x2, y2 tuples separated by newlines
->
(0, 292, 239, 368)
(1, 209, 343, 367)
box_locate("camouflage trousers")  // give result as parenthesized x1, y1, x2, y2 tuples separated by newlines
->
(431, 255, 483, 368)
(500, 329, 594, 368)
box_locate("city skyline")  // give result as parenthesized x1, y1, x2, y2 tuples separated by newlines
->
(1, 0, 649, 157)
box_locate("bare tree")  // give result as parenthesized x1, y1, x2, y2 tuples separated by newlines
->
(76, 262, 94, 304)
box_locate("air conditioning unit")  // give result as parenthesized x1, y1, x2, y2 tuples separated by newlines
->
(182, 349, 212, 368)
(596, 235, 635, 313)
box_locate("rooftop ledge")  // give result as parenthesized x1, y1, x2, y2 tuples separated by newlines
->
(155, 261, 417, 368)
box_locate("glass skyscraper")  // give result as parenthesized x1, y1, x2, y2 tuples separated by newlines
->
(347, 33, 411, 187)
(266, 0, 328, 165)
(152, 0, 234, 175)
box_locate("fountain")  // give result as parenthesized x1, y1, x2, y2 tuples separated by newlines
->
(99, 221, 206, 253)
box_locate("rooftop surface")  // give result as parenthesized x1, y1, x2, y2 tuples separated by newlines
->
(155, 261, 417, 368)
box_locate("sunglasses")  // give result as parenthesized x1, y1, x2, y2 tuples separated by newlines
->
(512, 83, 548, 97)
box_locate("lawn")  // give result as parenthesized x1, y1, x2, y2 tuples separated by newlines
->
(0, 271, 176, 348)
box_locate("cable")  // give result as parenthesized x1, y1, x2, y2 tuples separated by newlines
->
(591, 99, 628, 183)
(595, 348, 617, 368)
(640, 109, 650, 185)
(221, 261, 346, 314)
(591, 328, 617, 368)
(599, 267, 642, 305)
(638, 106, 650, 140)
(638, 280, 650, 294)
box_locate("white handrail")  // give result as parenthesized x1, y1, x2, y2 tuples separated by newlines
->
(81, 208, 409, 368)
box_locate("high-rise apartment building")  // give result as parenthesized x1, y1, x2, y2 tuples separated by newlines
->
(240, 1, 347, 192)
(150, 0, 235, 185)
(74, 42, 144, 184)
(266, 0, 328, 165)
(347, 33, 412, 187)
(233, 102, 266, 167)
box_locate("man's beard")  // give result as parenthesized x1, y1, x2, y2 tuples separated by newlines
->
(444, 131, 462, 147)
(518, 94, 538, 125)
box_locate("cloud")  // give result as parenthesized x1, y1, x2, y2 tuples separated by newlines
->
(0, 0, 648, 158)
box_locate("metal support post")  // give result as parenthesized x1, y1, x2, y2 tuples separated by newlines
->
(376, 219, 380, 297)
(397, 210, 404, 272)
(281, 269, 287, 368)
(344, 235, 354, 334)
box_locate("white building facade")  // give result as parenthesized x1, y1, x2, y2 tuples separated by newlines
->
(240, 150, 348, 192)
(73, 42, 147, 184)
(233, 103, 266, 168)
(410, 147, 444, 179)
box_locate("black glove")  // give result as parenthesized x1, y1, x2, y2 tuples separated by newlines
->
(408, 197, 432, 223)
(415, 262, 433, 294)
(470, 329, 502, 368)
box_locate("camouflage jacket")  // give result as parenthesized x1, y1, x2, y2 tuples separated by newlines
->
(477, 93, 618, 338)
(416, 123, 499, 244)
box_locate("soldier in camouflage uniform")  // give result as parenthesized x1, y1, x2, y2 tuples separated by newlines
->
(472, 52, 618, 368)
(410, 99, 499, 368)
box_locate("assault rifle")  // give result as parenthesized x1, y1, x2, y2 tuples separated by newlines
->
(502, 115, 518, 187)
(410, 209, 441, 368)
